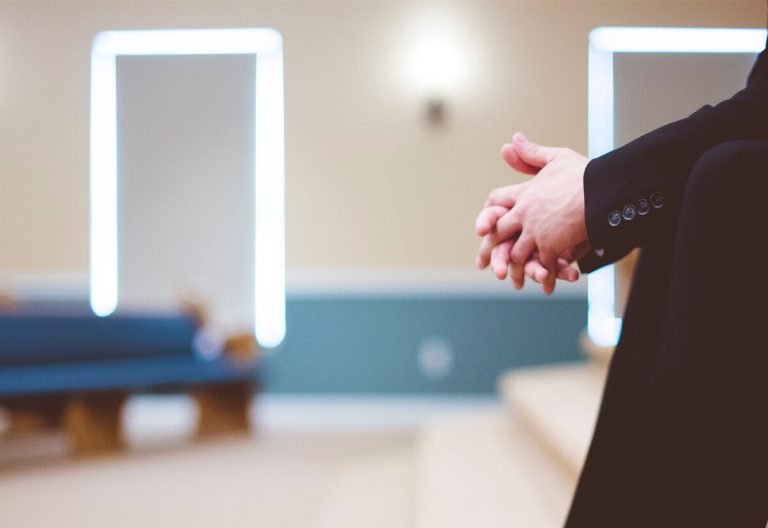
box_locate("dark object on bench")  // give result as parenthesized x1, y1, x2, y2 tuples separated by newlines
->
(0, 301, 260, 453)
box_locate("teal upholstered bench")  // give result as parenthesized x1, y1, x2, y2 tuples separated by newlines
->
(0, 301, 260, 452)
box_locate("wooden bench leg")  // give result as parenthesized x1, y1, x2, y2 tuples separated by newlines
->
(64, 392, 127, 454)
(4, 396, 66, 434)
(194, 381, 253, 438)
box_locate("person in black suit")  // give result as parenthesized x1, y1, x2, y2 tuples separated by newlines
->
(475, 35, 768, 527)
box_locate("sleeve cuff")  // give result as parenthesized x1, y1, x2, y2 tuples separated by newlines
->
(577, 249, 605, 274)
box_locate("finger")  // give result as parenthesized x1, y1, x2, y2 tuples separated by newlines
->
(509, 235, 535, 290)
(491, 240, 513, 280)
(559, 248, 575, 263)
(526, 257, 579, 284)
(538, 250, 558, 295)
(513, 133, 558, 169)
(501, 143, 539, 176)
(484, 185, 519, 208)
(524, 259, 549, 283)
(557, 258, 580, 282)
(475, 205, 509, 237)
(495, 208, 523, 242)
(476, 235, 495, 269)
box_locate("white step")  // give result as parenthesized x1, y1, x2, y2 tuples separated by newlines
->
(417, 410, 574, 528)
(499, 363, 606, 479)
(312, 448, 415, 528)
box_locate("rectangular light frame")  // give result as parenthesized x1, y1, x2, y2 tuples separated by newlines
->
(587, 27, 766, 347)
(90, 28, 286, 347)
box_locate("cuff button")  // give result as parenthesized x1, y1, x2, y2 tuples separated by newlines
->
(622, 204, 637, 221)
(608, 210, 622, 227)
(636, 198, 650, 216)
(650, 192, 665, 209)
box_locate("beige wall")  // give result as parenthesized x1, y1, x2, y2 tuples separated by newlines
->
(0, 0, 763, 275)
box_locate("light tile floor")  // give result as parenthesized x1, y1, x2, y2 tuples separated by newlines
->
(0, 395, 500, 528)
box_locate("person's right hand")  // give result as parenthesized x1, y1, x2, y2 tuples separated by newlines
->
(475, 133, 589, 293)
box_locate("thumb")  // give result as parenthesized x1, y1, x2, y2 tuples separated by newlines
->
(501, 143, 539, 176)
(513, 133, 558, 169)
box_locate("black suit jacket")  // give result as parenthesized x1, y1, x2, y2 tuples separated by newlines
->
(565, 30, 768, 528)
(579, 38, 768, 273)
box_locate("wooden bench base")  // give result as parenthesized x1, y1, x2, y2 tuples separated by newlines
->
(1, 381, 256, 455)
(194, 381, 254, 438)
(4, 395, 66, 434)
(64, 392, 127, 454)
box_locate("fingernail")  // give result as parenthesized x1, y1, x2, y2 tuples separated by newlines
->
(514, 133, 527, 144)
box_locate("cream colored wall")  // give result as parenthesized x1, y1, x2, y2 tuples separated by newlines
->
(0, 0, 763, 274)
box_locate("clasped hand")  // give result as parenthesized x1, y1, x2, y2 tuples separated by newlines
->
(475, 133, 590, 294)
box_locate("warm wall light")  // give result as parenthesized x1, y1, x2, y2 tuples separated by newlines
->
(587, 27, 766, 348)
(90, 28, 286, 348)
(399, 8, 472, 124)
(410, 39, 460, 124)
(408, 39, 462, 95)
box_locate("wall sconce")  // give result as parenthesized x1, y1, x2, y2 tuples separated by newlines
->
(409, 39, 461, 126)
(426, 95, 446, 124)
(400, 6, 471, 127)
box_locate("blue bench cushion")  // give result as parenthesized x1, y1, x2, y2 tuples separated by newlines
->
(0, 309, 198, 366)
(0, 355, 258, 397)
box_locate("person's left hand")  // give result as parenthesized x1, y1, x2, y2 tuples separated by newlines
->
(476, 133, 590, 293)
(487, 238, 589, 286)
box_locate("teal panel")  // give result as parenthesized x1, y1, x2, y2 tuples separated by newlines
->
(263, 296, 586, 394)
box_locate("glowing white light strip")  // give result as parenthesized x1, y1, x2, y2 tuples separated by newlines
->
(590, 27, 767, 54)
(587, 27, 766, 347)
(92, 29, 282, 57)
(90, 28, 286, 347)
(254, 45, 286, 348)
(90, 51, 118, 317)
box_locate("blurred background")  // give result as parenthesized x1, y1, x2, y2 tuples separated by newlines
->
(0, 1, 763, 527)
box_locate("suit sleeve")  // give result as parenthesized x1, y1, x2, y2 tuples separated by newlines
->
(579, 46, 768, 273)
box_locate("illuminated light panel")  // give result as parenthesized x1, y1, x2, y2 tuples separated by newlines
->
(398, 6, 474, 97)
(90, 28, 286, 347)
(408, 39, 463, 94)
(587, 27, 766, 348)
(590, 27, 767, 54)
